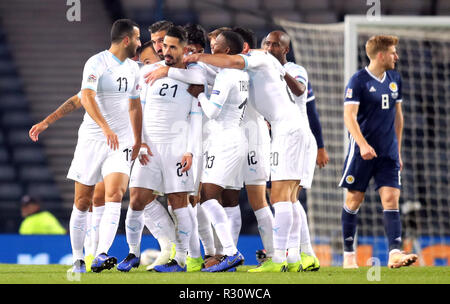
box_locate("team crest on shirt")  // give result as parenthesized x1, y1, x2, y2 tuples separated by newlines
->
(389, 82, 399, 99)
(87, 74, 97, 83)
(345, 88, 353, 99)
(346, 175, 355, 184)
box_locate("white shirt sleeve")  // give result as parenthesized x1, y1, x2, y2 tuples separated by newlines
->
(129, 62, 141, 100)
(196, 72, 231, 119)
(168, 63, 206, 85)
(238, 51, 267, 71)
(288, 64, 308, 86)
(81, 56, 105, 92)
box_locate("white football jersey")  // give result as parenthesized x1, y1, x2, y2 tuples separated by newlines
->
(239, 50, 301, 124)
(78, 50, 140, 143)
(199, 68, 249, 132)
(284, 62, 310, 129)
(140, 62, 201, 144)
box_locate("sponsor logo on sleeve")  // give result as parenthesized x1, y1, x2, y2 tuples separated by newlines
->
(87, 74, 97, 83)
(345, 88, 353, 99)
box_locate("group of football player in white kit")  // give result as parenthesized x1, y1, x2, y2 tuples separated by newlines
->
(29, 18, 329, 274)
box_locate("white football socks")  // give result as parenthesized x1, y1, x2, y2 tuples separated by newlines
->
(187, 204, 201, 259)
(125, 207, 144, 257)
(91, 205, 104, 257)
(287, 201, 301, 264)
(70, 205, 87, 263)
(298, 201, 316, 257)
(96, 202, 121, 256)
(196, 203, 216, 256)
(224, 205, 242, 246)
(83, 210, 93, 256)
(254, 206, 274, 258)
(202, 199, 237, 257)
(272, 201, 293, 263)
(144, 200, 175, 253)
(172, 207, 193, 267)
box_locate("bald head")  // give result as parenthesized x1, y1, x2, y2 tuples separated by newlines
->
(263, 30, 290, 64)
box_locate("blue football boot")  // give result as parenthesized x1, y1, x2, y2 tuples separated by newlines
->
(91, 253, 117, 273)
(153, 259, 187, 272)
(201, 251, 244, 272)
(117, 253, 140, 272)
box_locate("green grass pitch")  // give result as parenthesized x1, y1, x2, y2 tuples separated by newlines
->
(0, 264, 448, 284)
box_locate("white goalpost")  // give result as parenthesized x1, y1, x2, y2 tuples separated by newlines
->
(278, 15, 450, 266)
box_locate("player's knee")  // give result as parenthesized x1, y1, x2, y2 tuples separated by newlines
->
(92, 193, 105, 207)
(345, 191, 364, 211)
(105, 188, 125, 203)
(74, 196, 91, 211)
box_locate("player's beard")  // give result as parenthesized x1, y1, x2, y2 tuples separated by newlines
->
(126, 43, 138, 59)
(164, 55, 177, 66)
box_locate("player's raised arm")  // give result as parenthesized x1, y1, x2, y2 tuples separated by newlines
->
(29, 93, 82, 142)
(184, 53, 246, 70)
(189, 72, 231, 120)
(284, 72, 306, 96)
(144, 63, 207, 85)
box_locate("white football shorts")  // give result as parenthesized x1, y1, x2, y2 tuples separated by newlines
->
(270, 122, 308, 182)
(201, 133, 247, 189)
(129, 141, 194, 194)
(67, 137, 133, 186)
(299, 132, 318, 189)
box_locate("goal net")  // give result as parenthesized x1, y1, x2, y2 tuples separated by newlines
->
(278, 16, 450, 266)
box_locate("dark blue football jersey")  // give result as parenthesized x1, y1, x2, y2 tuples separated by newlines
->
(344, 67, 403, 160)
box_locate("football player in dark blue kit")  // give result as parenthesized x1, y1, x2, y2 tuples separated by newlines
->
(339, 35, 418, 269)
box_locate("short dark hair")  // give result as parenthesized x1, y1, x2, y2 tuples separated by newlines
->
(149, 20, 174, 34)
(219, 31, 244, 55)
(232, 27, 256, 49)
(184, 23, 208, 48)
(137, 40, 156, 56)
(165, 25, 187, 44)
(111, 19, 138, 44)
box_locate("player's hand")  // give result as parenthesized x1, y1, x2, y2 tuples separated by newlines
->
(399, 154, 403, 171)
(360, 143, 377, 160)
(102, 127, 119, 150)
(29, 121, 48, 142)
(316, 147, 329, 168)
(145, 65, 169, 85)
(187, 84, 204, 98)
(131, 141, 142, 161)
(138, 143, 153, 165)
(181, 152, 193, 172)
(183, 53, 202, 64)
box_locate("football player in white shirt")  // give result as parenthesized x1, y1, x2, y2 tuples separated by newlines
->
(184, 31, 307, 272)
(264, 30, 320, 272)
(29, 38, 174, 273)
(230, 28, 273, 272)
(187, 30, 249, 272)
(124, 26, 203, 273)
(65, 19, 143, 273)
(149, 20, 174, 60)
